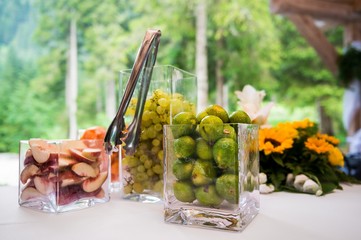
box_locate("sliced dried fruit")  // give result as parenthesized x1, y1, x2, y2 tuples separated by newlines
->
(81, 148, 102, 161)
(34, 176, 54, 195)
(58, 154, 77, 167)
(30, 145, 50, 164)
(20, 187, 44, 201)
(69, 148, 96, 163)
(82, 171, 108, 193)
(71, 162, 98, 178)
(20, 164, 39, 184)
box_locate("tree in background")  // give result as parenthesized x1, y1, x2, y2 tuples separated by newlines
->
(0, 0, 347, 152)
(207, 0, 280, 111)
(270, 16, 344, 137)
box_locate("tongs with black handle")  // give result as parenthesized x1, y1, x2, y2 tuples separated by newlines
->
(104, 29, 161, 155)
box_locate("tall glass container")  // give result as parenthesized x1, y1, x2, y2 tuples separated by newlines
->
(116, 65, 197, 202)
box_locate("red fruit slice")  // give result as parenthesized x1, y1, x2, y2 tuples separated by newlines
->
(82, 171, 108, 193)
(71, 162, 98, 178)
(20, 164, 39, 184)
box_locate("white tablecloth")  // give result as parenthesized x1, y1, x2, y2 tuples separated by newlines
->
(1, 185, 360, 240)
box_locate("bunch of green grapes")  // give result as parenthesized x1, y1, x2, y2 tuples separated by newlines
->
(122, 89, 195, 195)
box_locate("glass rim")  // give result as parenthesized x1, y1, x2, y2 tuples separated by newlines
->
(119, 64, 196, 77)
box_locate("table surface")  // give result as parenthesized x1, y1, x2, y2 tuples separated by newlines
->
(1, 185, 360, 240)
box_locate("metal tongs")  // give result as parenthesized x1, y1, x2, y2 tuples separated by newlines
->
(104, 29, 161, 155)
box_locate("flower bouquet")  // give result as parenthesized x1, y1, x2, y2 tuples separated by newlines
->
(236, 85, 359, 196)
(258, 119, 357, 195)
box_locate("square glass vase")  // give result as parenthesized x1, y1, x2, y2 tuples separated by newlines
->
(163, 123, 260, 231)
(118, 65, 197, 203)
(18, 139, 110, 213)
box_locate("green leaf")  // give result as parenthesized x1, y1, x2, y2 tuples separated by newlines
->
(320, 182, 338, 194)
(272, 155, 284, 167)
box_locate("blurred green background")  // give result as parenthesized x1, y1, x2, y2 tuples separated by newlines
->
(0, 0, 346, 152)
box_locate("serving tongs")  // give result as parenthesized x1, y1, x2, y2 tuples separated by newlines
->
(104, 29, 161, 155)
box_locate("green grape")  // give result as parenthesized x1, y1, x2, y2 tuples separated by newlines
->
(135, 172, 149, 182)
(123, 184, 133, 194)
(153, 180, 163, 193)
(144, 118, 153, 127)
(149, 102, 158, 111)
(157, 106, 166, 115)
(144, 159, 153, 169)
(152, 115, 161, 124)
(127, 156, 140, 168)
(147, 127, 157, 139)
(157, 150, 164, 161)
(152, 138, 161, 147)
(133, 182, 144, 193)
(151, 146, 161, 155)
(152, 164, 163, 175)
(147, 168, 155, 177)
(171, 99, 184, 117)
(142, 110, 151, 121)
(154, 123, 163, 132)
(148, 111, 157, 119)
(137, 165, 146, 173)
(158, 98, 170, 108)
(139, 155, 148, 163)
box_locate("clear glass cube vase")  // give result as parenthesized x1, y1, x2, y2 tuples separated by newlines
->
(163, 123, 259, 231)
(117, 65, 197, 202)
(18, 139, 110, 213)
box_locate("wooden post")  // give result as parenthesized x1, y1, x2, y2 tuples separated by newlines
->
(270, 0, 361, 22)
(288, 14, 338, 76)
(344, 22, 361, 46)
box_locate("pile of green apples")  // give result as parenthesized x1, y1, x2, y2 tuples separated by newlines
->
(170, 104, 251, 207)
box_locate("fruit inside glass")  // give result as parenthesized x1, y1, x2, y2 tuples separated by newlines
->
(163, 123, 260, 231)
(118, 65, 197, 202)
(18, 139, 110, 213)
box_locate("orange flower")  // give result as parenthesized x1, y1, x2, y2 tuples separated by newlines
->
(259, 127, 295, 155)
(316, 133, 340, 146)
(290, 119, 314, 129)
(328, 147, 344, 167)
(304, 137, 333, 154)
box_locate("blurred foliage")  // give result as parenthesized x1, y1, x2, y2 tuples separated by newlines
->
(0, 0, 346, 152)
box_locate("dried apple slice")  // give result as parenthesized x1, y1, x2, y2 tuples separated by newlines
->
(20, 187, 44, 200)
(71, 162, 98, 178)
(20, 164, 39, 184)
(31, 146, 50, 164)
(34, 176, 54, 195)
(82, 171, 108, 193)
(61, 140, 88, 152)
(59, 154, 77, 167)
(29, 139, 51, 164)
(81, 148, 102, 161)
(60, 174, 86, 187)
(69, 148, 97, 163)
